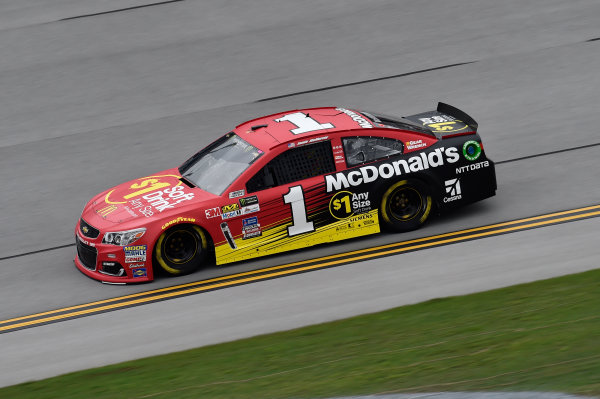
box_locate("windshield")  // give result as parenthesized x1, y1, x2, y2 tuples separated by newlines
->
(179, 133, 262, 195)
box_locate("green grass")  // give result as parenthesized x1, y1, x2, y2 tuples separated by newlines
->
(4, 269, 600, 399)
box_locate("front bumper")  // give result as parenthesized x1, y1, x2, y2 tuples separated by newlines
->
(74, 219, 153, 284)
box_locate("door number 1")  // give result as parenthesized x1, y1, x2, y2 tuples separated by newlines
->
(283, 186, 314, 236)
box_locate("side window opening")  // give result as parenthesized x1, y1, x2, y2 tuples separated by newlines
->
(342, 136, 404, 167)
(247, 141, 335, 192)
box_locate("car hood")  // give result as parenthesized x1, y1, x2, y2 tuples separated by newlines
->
(84, 169, 217, 225)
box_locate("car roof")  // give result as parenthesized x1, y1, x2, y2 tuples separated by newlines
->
(234, 107, 379, 150)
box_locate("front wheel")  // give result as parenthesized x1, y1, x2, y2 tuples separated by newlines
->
(154, 224, 208, 276)
(380, 179, 432, 232)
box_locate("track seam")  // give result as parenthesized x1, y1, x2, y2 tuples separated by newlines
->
(59, 0, 185, 21)
(495, 142, 600, 164)
(255, 62, 477, 102)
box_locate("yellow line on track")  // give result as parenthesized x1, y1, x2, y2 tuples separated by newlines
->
(1, 205, 599, 332)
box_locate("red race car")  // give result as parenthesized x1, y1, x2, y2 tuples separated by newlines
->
(75, 104, 496, 283)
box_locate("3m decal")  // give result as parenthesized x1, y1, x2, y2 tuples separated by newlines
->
(205, 207, 222, 219)
(325, 147, 460, 192)
(444, 179, 462, 203)
(275, 112, 334, 135)
(419, 115, 468, 133)
(456, 160, 490, 174)
(462, 140, 482, 161)
(283, 185, 314, 236)
(335, 108, 373, 129)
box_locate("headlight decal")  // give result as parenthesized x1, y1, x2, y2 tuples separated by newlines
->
(102, 228, 146, 246)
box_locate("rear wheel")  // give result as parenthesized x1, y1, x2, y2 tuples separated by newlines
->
(380, 179, 432, 232)
(154, 225, 208, 276)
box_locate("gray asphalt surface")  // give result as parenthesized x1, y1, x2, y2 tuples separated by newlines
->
(1, 0, 599, 391)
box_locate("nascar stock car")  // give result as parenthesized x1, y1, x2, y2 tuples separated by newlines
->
(75, 103, 496, 283)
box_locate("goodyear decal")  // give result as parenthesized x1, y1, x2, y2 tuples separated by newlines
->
(161, 217, 196, 230)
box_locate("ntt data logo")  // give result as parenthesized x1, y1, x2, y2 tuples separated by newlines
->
(444, 178, 462, 203)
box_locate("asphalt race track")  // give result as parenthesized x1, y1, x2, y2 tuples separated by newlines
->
(1, 0, 599, 389)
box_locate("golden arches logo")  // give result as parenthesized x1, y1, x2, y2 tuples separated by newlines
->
(104, 175, 183, 204)
(96, 205, 117, 217)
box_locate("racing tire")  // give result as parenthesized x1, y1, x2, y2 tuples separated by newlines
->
(154, 224, 208, 276)
(380, 179, 432, 232)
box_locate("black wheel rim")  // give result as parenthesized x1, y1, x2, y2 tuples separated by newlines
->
(388, 187, 422, 221)
(163, 230, 198, 265)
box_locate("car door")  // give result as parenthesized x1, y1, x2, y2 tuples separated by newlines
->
(212, 141, 332, 264)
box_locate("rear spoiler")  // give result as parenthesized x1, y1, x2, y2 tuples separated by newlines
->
(403, 102, 478, 139)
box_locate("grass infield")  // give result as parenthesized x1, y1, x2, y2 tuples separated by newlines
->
(3, 269, 599, 398)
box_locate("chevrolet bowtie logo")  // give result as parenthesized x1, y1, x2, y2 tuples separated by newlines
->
(82, 226, 89, 234)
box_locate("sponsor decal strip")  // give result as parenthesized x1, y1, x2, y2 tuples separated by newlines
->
(2, 204, 600, 334)
(325, 147, 460, 192)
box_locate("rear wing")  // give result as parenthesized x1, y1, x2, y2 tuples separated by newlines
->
(403, 102, 478, 139)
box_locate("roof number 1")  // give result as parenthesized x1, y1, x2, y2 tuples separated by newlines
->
(275, 112, 334, 135)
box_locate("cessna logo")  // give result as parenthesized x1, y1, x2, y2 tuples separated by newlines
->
(325, 147, 460, 192)
(444, 178, 462, 203)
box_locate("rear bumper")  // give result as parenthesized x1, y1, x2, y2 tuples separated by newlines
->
(437, 157, 497, 211)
